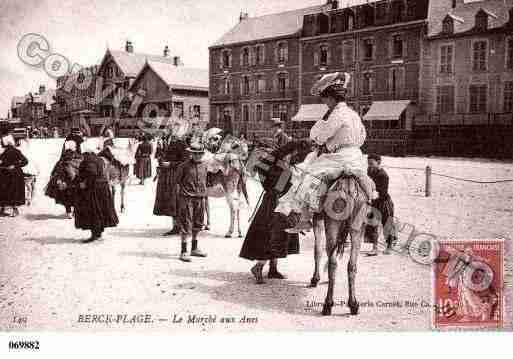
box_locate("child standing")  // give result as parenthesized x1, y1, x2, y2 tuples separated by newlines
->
(366, 154, 397, 255)
(175, 141, 208, 262)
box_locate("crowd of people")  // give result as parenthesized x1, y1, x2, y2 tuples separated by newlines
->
(0, 72, 397, 284)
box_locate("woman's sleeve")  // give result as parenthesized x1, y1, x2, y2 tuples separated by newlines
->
(310, 116, 345, 145)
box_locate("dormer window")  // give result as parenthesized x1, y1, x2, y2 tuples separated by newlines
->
(475, 10, 488, 31)
(442, 16, 454, 34)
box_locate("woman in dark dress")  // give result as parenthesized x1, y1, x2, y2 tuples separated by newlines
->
(73, 142, 118, 243)
(240, 141, 310, 284)
(134, 136, 153, 185)
(153, 132, 189, 236)
(0, 135, 29, 217)
(45, 140, 82, 218)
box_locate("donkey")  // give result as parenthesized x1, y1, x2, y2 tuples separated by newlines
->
(252, 140, 370, 316)
(203, 131, 249, 238)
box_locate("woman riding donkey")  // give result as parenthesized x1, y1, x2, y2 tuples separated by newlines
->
(275, 72, 375, 232)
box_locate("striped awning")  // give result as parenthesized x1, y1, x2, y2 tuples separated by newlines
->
(364, 100, 411, 121)
(292, 104, 328, 122)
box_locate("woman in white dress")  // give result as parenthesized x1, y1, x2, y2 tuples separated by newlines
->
(275, 72, 375, 231)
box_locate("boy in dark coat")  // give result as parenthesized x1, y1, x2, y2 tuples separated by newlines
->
(0, 135, 28, 217)
(74, 142, 119, 243)
(174, 142, 208, 262)
(366, 154, 397, 255)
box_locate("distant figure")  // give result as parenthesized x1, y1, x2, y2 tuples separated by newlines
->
(0, 134, 29, 217)
(271, 119, 291, 149)
(63, 128, 84, 155)
(73, 140, 119, 243)
(134, 135, 153, 185)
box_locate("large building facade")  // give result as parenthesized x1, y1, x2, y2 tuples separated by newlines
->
(419, 0, 513, 125)
(210, 0, 513, 148)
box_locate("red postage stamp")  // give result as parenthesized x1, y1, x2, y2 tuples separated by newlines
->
(432, 239, 504, 329)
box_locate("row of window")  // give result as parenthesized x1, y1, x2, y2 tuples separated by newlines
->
(220, 42, 289, 69)
(217, 103, 290, 123)
(439, 38, 513, 74)
(436, 82, 513, 113)
(217, 72, 291, 96)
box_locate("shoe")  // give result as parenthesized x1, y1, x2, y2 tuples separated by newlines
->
(82, 236, 99, 244)
(251, 264, 265, 284)
(163, 228, 180, 236)
(190, 249, 207, 258)
(179, 253, 191, 262)
(268, 270, 287, 279)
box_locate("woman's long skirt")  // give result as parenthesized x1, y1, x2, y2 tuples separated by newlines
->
(153, 166, 178, 217)
(240, 190, 299, 261)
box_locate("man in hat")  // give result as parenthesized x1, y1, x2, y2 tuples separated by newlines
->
(274, 72, 375, 232)
(271, 119, 291, 150)
(174, 141, 208, 262)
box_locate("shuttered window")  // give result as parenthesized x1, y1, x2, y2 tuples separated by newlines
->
(469, 85, 487, 113)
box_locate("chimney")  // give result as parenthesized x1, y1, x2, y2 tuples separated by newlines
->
(163, 45, 170, 57)
(125, 40, 134, 53)
(39, 85, 45, 94)
(452, 0, 464, 9)
(327, 0, 339, 10)
(239, 11, 248, 22)
(173, 56, 181, 66)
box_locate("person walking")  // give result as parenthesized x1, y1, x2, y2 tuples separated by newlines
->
(134, 134, 153, 185)
(0, 134, 29, 217)
(73, 141, 118, 243)
(175, 141, 208, 262)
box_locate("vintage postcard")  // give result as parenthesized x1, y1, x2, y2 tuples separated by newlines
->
(0, 0, 512, 349)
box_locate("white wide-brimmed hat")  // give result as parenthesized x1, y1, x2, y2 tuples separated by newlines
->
(310, 72, 350, 96)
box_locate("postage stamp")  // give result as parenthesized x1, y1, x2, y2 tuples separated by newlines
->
(432, 239, 504, 329)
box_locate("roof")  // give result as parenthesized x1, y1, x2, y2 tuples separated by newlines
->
(132, 61, 209, 92)
(292, 103, 328, 122)
(428, 0, 513, 37)
(104, 49, 181, 77)
(212, 5, 323, 47)
(364, 100, 411, 121)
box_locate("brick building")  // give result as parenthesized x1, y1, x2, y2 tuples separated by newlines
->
(210, 0, 430, 138)
(209, 6, 324, 138)
(418, 0, 513, 126)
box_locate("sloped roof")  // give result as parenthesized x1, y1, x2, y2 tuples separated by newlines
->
(212, 5, 323, 47)
(428, 0, 513, 37)
(106, 50, 180, 77)
(131, 61, 209, 92)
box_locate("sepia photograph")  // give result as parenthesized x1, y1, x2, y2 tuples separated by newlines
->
(0, 0, 512, 352)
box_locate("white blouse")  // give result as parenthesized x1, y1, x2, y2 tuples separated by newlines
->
(309, 102, 366, 152)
